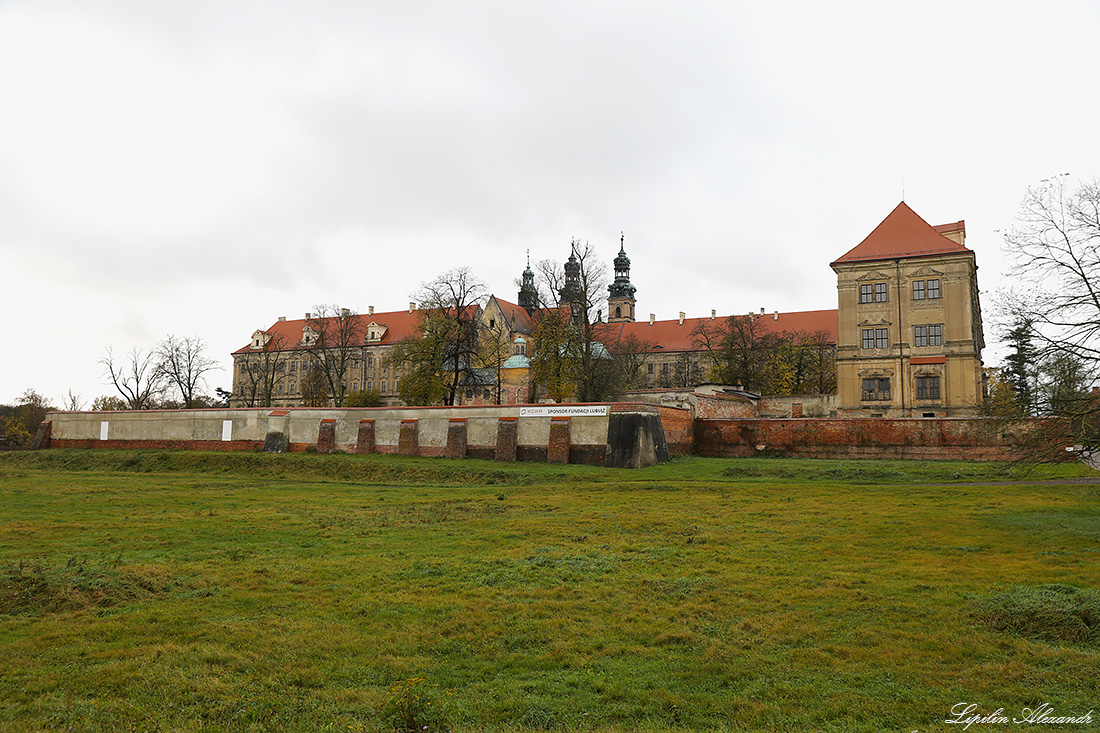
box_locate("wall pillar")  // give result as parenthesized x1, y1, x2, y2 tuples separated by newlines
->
(398, 419, 419, 456)
(316, 419, 336, 453)
(356, 419, 376, 454)
(445, 418, 468, 458)
(495, 417, 517, 462)
(548, 417, 570, 464)
(31, 420, 52, 450)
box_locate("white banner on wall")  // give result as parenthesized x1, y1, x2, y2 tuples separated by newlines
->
(518, 405, 610, 418)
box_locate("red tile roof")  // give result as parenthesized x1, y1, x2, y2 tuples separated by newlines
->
(490, 296, 535, 333)
(832, 202, 971, 265)
(233, 308, 423, 355)
(607, 309, 838, 352)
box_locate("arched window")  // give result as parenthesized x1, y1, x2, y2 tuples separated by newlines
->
(615, 306, 622, 319)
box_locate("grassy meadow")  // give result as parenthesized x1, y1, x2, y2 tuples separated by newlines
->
(0, 450, 1098, 731)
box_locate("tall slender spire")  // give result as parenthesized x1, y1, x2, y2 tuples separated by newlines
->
(608, 232, 636, 322)
(518, 249, 538, 314)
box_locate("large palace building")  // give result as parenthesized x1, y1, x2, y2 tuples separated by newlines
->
(231, 202, 984, 416)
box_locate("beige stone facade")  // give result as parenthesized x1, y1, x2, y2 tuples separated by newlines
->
(831, 203, 984, 417)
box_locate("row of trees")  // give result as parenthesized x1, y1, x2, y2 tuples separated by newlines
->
(0, 389, 55, 446)
(100, 335, 223, 409)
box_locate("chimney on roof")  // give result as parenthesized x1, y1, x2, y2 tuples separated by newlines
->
(278, 316, 286, 322)
(678, 312, 685, 325)
(368, 305, 374, 316)
(649, 313, 655, 326)
(773, 311, 778, 321)
(710, 309, 716, 320)
(305, 312, 311, 320)
(748, 311, 754, 322)
(341, 308, 350, 318)
(409, 301, 415, 313)
(760, 307, 765, 315)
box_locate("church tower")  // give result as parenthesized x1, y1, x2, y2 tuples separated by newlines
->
(559, 245, 584, 324)
(517, 250, 538, 315)
(607, 233, 636, 323)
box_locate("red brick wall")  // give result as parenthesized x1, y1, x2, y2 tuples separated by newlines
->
(695, 418, 1021, 460)
(547, 417, 570, 464)
(51, 439, 262, 452)
(445, 418, 468, 459)
(398, 419, 419, 456)
(654, 406, 694, 457)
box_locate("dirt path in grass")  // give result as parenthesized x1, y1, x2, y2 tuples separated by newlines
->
(920, 477, 1100, 487)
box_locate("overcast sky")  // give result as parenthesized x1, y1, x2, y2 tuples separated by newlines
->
(3, 0, 1099, 407)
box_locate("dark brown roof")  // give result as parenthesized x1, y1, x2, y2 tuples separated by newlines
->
(832, 202, 971, 265)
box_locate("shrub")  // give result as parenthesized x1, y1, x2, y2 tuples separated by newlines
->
(377, 677, 450, 732)
(970, 584, 1100, 644)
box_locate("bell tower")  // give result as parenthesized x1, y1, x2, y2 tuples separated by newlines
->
(517, 249, 538, 315)
(607, 233, 636, 323)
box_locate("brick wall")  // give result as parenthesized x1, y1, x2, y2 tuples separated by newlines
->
(695, 417, 1022, 460)
(653, 406, 694, 457)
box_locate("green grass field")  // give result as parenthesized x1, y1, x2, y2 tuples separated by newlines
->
(1, 450, 1098, 732)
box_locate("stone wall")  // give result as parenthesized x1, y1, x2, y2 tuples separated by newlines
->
(695, 417, 1022, 461)
(43, 403, 690, 468)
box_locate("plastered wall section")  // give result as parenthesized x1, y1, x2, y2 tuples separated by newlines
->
(46, 405, 640, 454)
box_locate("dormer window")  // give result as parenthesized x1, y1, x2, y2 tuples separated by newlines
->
(250, 330, 271, 350)
(365, 321, 387, 343)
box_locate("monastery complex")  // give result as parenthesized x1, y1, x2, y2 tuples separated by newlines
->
(231, 202, 985, 418)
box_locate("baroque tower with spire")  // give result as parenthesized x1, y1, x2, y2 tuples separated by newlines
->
(517, 249, 538, 315)
(607, 233, 636, 323)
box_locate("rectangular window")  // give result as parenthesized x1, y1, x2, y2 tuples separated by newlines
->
(647, 363, 654, 374)
(661, 363, 669, 374)
(927, 279, 941, 299)
(861, 377, 891, 401)
(290, 361, 297, 373)
(367, 356, 374, 368)
(395, 378, 400, 392)
(913, 280, 925, 300)
(381, 380, 387, 394)
(367, 381, 373, 391)
(353, 382, 359, 392)
(290, 384, 297, 395)
(862, 328, 889, 349)
(860, 284, 873, 303)
(914, 324, 943, 347)
(916, 376, 941, 400)
(875, 283, 888, 302)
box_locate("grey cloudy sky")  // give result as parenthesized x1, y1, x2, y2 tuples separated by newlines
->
(3, 0, 1099, 406)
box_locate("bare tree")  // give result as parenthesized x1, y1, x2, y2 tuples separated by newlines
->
(1001, 175, 1100, 458)
(530, 240, 634, 402)
(236, 331, 293, 407)
(101, 347, 166, 409)
(63, 388, 85, 411)
(304, 305, 368, 407)
(390, 268, 487, 406)
(1003, 176, 1100, 367)
(157, 335, 218, 408)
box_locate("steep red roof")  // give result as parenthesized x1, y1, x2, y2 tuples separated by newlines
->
(832, 202, 971, 265)
(490, 296, 535, 333)
(610, 309, 838, 352)
(233, 308, 423, 355)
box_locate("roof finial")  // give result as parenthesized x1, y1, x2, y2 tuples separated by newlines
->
(620, 231, 625, 253)
(526, 248, 530, 268)
(901, 178, 905, 202)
